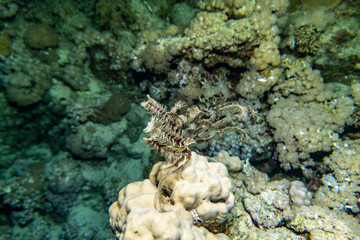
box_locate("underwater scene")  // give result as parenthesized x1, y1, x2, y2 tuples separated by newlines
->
(0, 0, 360, 239)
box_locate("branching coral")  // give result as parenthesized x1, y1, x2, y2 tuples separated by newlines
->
(294, 24, 321, 55)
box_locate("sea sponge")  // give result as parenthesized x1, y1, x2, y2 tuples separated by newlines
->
(2, 72, 51, 106)
(0, 33, 11, 56)
(23, 24, 58, 49)
(98, 93, 131, 125)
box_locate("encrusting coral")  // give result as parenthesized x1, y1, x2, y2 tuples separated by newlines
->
(109, 95, 249, 239)
(131, 0, 287, 73)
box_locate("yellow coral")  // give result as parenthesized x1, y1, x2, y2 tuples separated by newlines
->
(294, 25, 321, 55)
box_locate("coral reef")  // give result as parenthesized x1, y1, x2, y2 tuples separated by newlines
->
(288, 205, 357, 239)
(281, 3, 359, 84)
(1, 0, 359, 239)
(61, 65, 90, 91)
(351, 83, 360, 105)
(226, 155, 359, 239)
(267, 57, 354, 172)
(267, 92, 354, 172)
(132, 0, 288, 73)
(109, 97, 246, 238)
(290, 0, 341, 11)
(313, 139, 360, 214)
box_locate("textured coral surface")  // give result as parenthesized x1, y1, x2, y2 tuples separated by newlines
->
(110, 152, 233, 239)
(0, 0, 359, 239)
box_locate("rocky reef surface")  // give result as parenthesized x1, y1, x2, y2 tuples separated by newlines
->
(0, 0, 359, 239)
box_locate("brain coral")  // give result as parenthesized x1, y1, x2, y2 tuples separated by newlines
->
(23, 24, 58, 49)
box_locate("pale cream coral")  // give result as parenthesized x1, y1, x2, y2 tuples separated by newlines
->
(250, 40, 281, 70)
(289, 181, 312, 207)
(236, 67, 282, 99)
(250, 8, 278, 37)
(109, 152, 234, 239)
(215, 150, 243, 172)
(150, 152, 235, 223)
